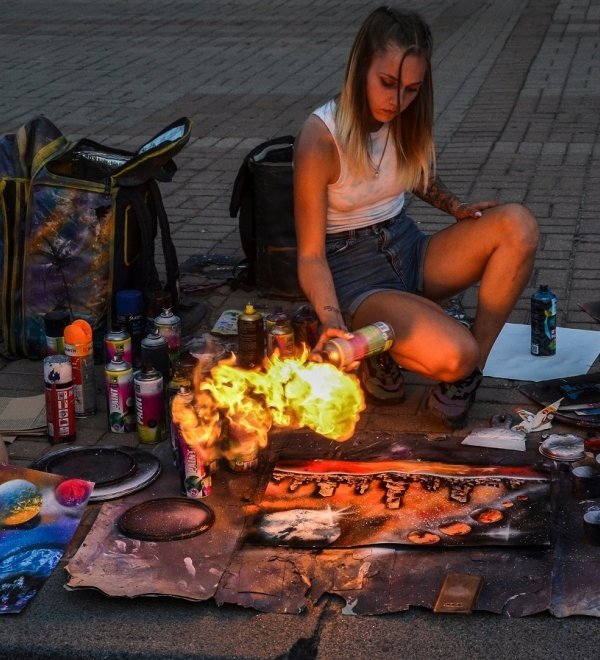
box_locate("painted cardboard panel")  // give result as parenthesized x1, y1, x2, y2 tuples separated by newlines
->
(244, 459, 551, 548)
(0, 463, 93, 613)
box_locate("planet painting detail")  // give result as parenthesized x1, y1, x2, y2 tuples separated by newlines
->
(0, 479, 43, 526)
(1, 464, 93, 614)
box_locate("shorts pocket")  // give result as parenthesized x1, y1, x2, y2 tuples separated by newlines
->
(325, 237, 352, 258)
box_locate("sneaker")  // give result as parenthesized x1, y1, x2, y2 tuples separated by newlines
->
(427, 368, 483, 428)
(441, 295, 474, 329)
(358, 352, 405, 404)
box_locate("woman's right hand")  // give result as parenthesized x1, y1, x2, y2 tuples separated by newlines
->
(309, 324, 360, 371)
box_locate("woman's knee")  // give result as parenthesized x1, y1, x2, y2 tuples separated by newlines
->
(440, 340, 480, 381)
(500, 203, 539, 252)
(396, 333, 479, 382)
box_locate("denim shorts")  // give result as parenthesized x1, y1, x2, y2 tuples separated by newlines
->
(325, 209, 430, 318)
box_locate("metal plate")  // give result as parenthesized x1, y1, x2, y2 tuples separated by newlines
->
(117, 497, 215, 541)
(44, 446, 136, 487)
(539, 434, 585, 462)
(32, 445, 161, 501)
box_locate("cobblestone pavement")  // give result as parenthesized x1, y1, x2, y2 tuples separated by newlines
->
(1, 1, 600, 658)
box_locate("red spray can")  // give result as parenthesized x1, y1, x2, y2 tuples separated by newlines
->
(64, 319, 96, 417)
(44, 355, 76, 443)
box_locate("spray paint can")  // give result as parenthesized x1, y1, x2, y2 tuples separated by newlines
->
(104, 328, 133, 365)
(292, 304, 319, 352)
(165, 362, 190, 435)
(227, 444, 259, 473)
(531, 284, 557, 356)
(154, 307, 181, 365)
(44, 310, 71, 356)
(237, 303, 264, 369)
(104, 353, 136, 433)
(64, 320, 96, 417)
(134, 365, 165, 444)
(170, 387, 212, 497)
(265, 307, 289, 334)
(115, 289, 144, 367)
(140, 328, 171, 383)
(145, 289, 172, 335)
(178, 350, 200, 382)
(321, 321, 395, 368)
(44, 355, 76, 444)
(169, 384, 194, 469)
(267, 320, 295, 358)
(181, 442, 213, 498)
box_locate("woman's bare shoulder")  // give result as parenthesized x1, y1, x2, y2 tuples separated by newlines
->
(295, 114, 339, 182)
(297, 114, 336, 154)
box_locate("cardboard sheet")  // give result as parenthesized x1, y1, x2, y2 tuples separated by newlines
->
(64, 431, 600, 618)
(65, 461, 246, 601)
(484, 323, 600, 381)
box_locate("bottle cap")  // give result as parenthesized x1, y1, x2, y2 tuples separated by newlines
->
(44, 310, 71, 336)
(116, 289, 143, 315)
(64, 320, 93, 345)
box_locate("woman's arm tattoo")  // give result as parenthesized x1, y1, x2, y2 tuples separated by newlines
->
(415, 176, 461, 215)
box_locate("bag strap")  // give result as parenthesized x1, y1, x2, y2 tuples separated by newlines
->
(147, 178, 180, 310)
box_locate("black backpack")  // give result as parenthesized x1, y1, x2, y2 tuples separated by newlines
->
(0, 116, 190, 359)
(229, 136, 304, 300)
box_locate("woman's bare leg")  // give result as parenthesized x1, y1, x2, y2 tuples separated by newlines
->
(353, 290, 480, 381)
(353, 202, 538, 426)
(422, 202, 539, 366)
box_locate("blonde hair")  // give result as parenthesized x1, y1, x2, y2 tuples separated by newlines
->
(336, 6, 435, 192)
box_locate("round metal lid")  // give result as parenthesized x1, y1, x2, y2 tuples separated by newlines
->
(117, 497, 215, 541)
(539, 434, 585, 462)
(32, 445, 161, 502)
(44, 446, 136, 487)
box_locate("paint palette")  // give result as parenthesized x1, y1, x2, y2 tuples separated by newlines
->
(117, 497, 215, 541)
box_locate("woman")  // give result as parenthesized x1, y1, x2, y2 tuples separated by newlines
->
(293, 6, 539, 428)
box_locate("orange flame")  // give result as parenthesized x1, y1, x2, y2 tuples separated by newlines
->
(172, 347, 366, 462)
(171, 388, 221, 463)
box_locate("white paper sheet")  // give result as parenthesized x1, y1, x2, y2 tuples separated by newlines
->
(462, 428, 527, 451)
(483, 323, 600, 381)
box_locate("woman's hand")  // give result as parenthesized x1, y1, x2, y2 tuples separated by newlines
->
(309, 324, 360, 371)
(454, 200, 501, 221)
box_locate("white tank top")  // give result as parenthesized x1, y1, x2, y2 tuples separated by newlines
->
(313, 100, 406, 233)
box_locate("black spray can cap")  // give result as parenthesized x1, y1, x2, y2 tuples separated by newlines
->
(44, 310, 71, 336)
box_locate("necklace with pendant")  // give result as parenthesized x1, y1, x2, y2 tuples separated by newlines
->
(370, 124, 391, 178)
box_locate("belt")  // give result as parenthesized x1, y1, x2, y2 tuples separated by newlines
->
(326, 216, 396, 240)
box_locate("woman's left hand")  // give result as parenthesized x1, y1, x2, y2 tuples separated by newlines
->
(454, 200, 500, 221)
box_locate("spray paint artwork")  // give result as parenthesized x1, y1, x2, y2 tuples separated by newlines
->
(0, 463, 93, 613)
(245, 459, 551, 548)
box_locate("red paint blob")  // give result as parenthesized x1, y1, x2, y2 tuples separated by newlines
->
(55, 478, 93, 507)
